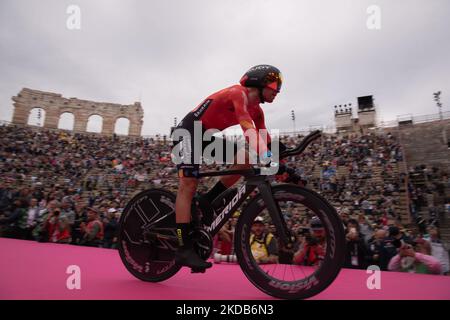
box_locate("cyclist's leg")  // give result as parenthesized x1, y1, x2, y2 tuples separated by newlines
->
(172, 114, 212, 270)
(176, 177, 198, 223)
(175, 173, 212, 269)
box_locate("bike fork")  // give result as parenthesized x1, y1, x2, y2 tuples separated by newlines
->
(257, 181, 292, 245)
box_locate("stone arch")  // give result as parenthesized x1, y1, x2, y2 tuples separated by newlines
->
(114, 117, 130, 136)
(27, 107, 46, 127)
(58, 112, 75, 130)
(11, 88, 144, 136)
(86, 114, 103, 133)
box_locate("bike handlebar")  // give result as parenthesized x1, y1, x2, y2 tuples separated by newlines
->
(197, 130, 322, 178)
(279, 129, 322, 159)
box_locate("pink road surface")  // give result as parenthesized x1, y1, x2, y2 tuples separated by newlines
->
(1, 238, 449, 300)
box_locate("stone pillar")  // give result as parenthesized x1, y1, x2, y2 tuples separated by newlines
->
(102, 116, 115, 136)
(129, 119, 143, 136)
(73, 112, 88, 133)
(43, 107, 60, 129)
(11, 102, 30, 125)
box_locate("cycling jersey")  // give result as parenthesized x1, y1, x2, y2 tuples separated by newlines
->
(174, 85, 272, 178)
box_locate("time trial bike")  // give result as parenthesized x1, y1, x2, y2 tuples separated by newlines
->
(118, 130, 345, 299)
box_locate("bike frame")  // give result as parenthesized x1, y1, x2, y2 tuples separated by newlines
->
(197, 172, 291, 244)
(195, 130, 322, 244)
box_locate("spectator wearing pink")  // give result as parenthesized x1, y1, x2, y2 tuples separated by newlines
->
(388, 240, 441, 275)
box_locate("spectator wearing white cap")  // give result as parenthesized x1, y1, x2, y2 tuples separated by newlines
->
(103, 207, 119, 249)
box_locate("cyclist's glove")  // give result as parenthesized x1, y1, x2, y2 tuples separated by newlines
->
(260, 150, 273, 166)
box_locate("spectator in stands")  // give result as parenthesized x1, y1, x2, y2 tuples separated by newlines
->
(71, 203, 87, 245)
(293, 226, 325, 267)
(388, 225, 412, 247)
(310, 216, 326, 247)
(47, 208, 71, 244)
(367, 229, 396, 271)
(388, 240, 441, 275)
(31, 200, 58, 242)
(31, 182, 45, 203)
(103, 208, 119, 249)
(80, 207, 104, 247)
(61, 197, 75, 226)
(358, 213, 373, 244)
(25, 198, 40, 240)
(339, 210, 350, 229)
(428, 226, 450, 275)
(0, 197, 28, 239)
(0, 180, 14, 214)
(344, 221, 369, 269)
(361, 198, 373, 216)
(250, 217, 278, 264)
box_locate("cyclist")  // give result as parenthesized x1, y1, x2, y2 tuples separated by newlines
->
(172, 65, 283, 270)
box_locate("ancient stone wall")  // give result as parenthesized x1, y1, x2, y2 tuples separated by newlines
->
(11, 88, 144, 136)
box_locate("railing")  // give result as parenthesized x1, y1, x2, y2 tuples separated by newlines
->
(379, 111, 450, 128)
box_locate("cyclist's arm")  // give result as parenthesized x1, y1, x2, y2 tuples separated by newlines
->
(230, 89, 269, 156)
(253, 106, 271, 147)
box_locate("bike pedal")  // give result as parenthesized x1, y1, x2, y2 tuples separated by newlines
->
(190, 267, 206, 274)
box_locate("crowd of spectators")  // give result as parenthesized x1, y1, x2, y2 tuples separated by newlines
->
(408, 164, 450, 223)
(1, 123, 449, 276)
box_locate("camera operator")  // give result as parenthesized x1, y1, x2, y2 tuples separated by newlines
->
(293, 230, 324, 266)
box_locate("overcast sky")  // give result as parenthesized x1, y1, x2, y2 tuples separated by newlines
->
(1, 0, 449, 135)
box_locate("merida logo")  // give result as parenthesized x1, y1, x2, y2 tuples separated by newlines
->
(207, 185, 246, 232)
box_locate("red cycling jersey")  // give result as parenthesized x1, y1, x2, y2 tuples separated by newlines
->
(190, 85, 271, 155)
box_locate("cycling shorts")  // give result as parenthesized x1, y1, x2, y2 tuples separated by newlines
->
(171, 112, 239, 178)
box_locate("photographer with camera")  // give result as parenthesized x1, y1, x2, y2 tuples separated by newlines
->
(293, 217, 326, 266)
(388, 239, 441, 274)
